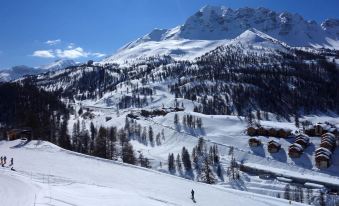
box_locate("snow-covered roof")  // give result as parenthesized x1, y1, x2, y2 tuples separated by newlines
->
(322, 132, 335, 139)
(295, 138, 309, 144)
(315, 147, 332, 155)
(315, 153, 331, 160)
(321, 139, 335, 145)
(268, 140, 281, 147)
(296, 134, 310, 142)
(289, 143, 303, 151)
(304, 182, 325, 189)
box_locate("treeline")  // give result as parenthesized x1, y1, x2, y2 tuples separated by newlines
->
(167, 138, 222, 184)
(174, 114, 203, 129)
(69, 117, 166, 167)
(169, 45, 339, 118)
(21, 44, 339, 118)
(0, 82, 69, 142)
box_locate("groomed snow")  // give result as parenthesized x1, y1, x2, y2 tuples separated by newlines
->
(0, 140, 303, 206)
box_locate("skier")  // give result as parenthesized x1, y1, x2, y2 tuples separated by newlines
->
(10, 158, 13, 166)
(0, 156, 3, 167)
(3, 156, 6, 165)
(191, 189, 195, 200)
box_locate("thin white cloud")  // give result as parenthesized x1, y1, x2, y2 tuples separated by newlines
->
(32, 50, 55, 58)
(45, 39, 61, 45)
(92, 52, 106, 58)
(55, 47, 88, 59)
(32, 43, 106, 59)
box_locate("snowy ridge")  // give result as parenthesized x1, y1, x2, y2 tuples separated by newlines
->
(102, 6, 339, 65)
(0, 59, 77, 82)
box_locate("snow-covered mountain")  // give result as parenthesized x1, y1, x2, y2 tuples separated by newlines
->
(39, 59, 77, 71)
(102, 6, 339, 64)
(0, 65, 40, 82)
(0, 59, 77, 82)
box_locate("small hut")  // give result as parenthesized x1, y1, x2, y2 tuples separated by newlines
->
(249, 137, 261, 147)
(276, 128, 292, 138)
(295, 134, 310, 149)
(7, 129, 32, 141)
(320, 139, 335, 151)
(258, 127, 268, 136)
(268, 128, 278, 137)
(315, 147, 332, 157)
(315, 123, 325, 136)
(288, 143, 303, 158)
(268, 140, 281, 153)
(247, 127, 257, 136)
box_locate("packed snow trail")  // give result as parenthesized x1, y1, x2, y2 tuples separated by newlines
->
(0, 140, 304, 206)
(0, 172, 39, 206)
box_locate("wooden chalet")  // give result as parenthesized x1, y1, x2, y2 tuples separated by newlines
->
(247, 126, 257, 136)
(305, 122, 338, 137)
(249, 137, 261, 147)
(315, 153, 331, 169)
(288, 143, 303, 158)
(258, 127, 268, 136)
(267, 140, 281, 153)
(320, 139, 335, 151)
(268, 128, 277, 137)
(295, 134, 310, 149)
(320, 133, 336, 151)
(246, 126, 293, 138)
(277, 128, 292, 138)
(7, 129, 32, 141)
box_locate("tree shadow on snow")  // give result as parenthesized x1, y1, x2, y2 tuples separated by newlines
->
(249, 144, 265, 157)
(290, 153, 313, 169)
(304, 143, 315, 155)
(10, 140, 31, 149)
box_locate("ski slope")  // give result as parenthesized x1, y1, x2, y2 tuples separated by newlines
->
(0, 140, 302, 206)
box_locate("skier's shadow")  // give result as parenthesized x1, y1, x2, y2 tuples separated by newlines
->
(191, 197, 196, 203)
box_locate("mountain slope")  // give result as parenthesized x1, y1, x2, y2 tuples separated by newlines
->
(0, 140, 298, 206)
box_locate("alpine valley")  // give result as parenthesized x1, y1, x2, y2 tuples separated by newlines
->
(1, 5, 339, 206)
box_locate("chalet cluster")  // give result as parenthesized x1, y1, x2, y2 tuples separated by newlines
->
(305, 122, 338, 137)
(247, 126, 292, 138)
(288, 134, 310, 158)
(315, 133, 337, 169)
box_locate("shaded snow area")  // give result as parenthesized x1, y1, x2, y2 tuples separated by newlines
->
(0, 140, 300, 206)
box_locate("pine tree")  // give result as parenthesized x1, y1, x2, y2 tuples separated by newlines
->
(284, 184, 291, 200)
(319, 191, 326, 206)
(155, 133, 161, 146)
(199, 157, 215, 184)
(168, 153, 175, 173)
(148, 126, 154, 146)
(93, 126, 107, 158)
(122, 142, 136, 165)
(174, 113, 179, 125)
(181, 147, 192, 172)
(59, 118, 72, 150)
(176, 154, 182, 172)
(217, 164, 223, 179)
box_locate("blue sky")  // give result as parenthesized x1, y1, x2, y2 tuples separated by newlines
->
(0, 0, 338, 69)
